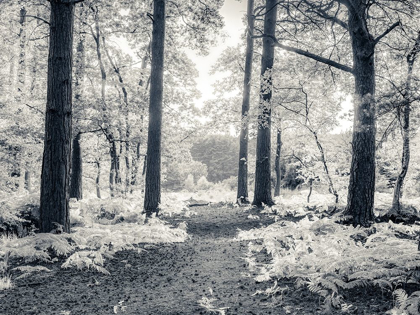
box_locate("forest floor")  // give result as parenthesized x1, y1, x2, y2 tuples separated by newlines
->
(0, 204, 395, 315)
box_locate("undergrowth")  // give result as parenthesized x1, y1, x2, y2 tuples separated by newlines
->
(0, 194, 189, 289)
(239, 197, 420, 314)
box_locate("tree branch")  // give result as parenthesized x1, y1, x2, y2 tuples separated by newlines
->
(26, 15, 50, 25)
(24, 103, 44, 115)
(374, 21, 401, 45)
(254, 34, 354, 74)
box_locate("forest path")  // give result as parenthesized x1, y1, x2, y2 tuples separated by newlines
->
(0, 205, 314, 315)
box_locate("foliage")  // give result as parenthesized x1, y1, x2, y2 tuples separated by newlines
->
(238, 203, 420, 312)
(387, 289, 420, 315)
(0, 194, 189, 287)
(190, 134, 239, 183)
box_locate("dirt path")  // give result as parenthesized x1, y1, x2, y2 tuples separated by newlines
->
(1, 205, 286, 315)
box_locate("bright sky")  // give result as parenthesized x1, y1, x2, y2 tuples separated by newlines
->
(186, 0, 247, 108)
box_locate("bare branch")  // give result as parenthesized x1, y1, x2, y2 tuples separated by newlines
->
(26, 15, 50, 25)
(254, 34, 353, 73)
(374, 21, 401, 45)
(24, 103, 43, 115)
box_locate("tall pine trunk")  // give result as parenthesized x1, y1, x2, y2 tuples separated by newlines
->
(237, 0, 255, 205)
(274, 127, 282, 197)
(70, 9, 86, 201)
(391, 32, 420, 213)
(40, 0, 76, 233)
(252, 0, 277, 207)
(144, 0, 166, 217)
(345, 8, 376, 226)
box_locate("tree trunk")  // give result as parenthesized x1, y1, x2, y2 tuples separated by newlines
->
(274, 127, 282, 197)
(311, 130, 338, 203)
(70, 132, 83, 200)
(237, 0, 255, 205)
(74, 4, 86, 110)
(11, 7, 27, 191)
(130, 43, 150, 194)
(130, 141, 141, 193)
(109, 140, 118, 198)
(307, 178, 313, 203)
(16, 6, 27, 104)
(252, 0, 277, 207)
(95, 160, 101, 198)
(144, 0, 166, 217)
(345, 8, 376, 227)
(39, 1, 76, 233)
(391, 32, 419, 213)
(70, 6, 86, 201)
(24, 170, 31, 192)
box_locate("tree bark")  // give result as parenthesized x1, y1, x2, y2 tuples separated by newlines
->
(24, 170, 31, 192)
(345, 6, 376, 226)
(70, 9, 86, 201)
(109, 139, 118, 198)
(252, 0, 276, 207)
(391, 32, 420, 213)
(16, 6, 27, 104)
(274, 127, 282, 197)
(95, 160, 101, 199)
(237, 0, 255, 205)
(70, 132, 83, 200)
(130, 142, 142, 193)
(144, 0, 166, 217)
(40, 0, 76, 233)
(11, 7, 27, 191)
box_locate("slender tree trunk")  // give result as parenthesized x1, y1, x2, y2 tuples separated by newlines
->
(70, 9, 86, 201)
(12, 7, 27, 191)
(307, 178, 313, 203)
(103, 36, 131, 194)
(70, 132, 83, 200)
(130, 142, 141, 193)
(16, 6, 27, 104)
(252, 0, 277, 207)
(274, 127, 282, 197)
(311, 130, 338, 203)
(144, 0, 166, 217)
(237, 0, 255, 205)
(95, 160, 101, 198)
(74, 5, 86, 109)
(24, 170, 31, 192)
(40, 0, 76, 233)
(345, 8, 376, 227)
(131, 43, 150, 194)
(109, 140, 118, 198)
(125, 126, 131, 194)
(391, 32, 420, 213)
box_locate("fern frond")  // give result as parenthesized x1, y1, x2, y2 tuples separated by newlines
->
(348, 268, 406, 281)
(317, 278, 339, 294)
(11, 265, 52, 273)
(372, 279, 393, 291)
(393, 288, 408, 309)
(341, 279, 370, 290)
